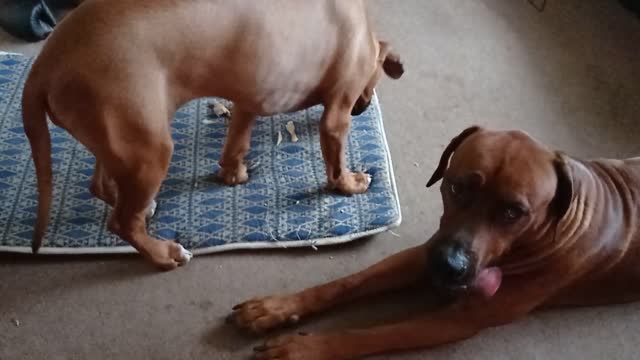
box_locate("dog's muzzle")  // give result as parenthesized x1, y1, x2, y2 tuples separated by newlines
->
(428, 238, 477, 291)
(426, 233, 503, 298)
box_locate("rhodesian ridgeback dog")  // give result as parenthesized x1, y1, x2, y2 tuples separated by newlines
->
(21, 0, 404, 268)
(229, 126, 640, 359)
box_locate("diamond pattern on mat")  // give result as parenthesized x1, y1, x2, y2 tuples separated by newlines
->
(0, 54, 400, 252)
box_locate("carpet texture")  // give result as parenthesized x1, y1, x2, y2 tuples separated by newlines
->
(2, 1, 640, 359)
(0, 54, 401, 254)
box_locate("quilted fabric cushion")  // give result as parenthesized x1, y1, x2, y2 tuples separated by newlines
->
(0, 53, 401, 254)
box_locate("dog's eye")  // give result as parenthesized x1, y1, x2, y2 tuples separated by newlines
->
(500, 205, 526, 224)
(447, 180, 472, 207)
(450, 182, 464, 197)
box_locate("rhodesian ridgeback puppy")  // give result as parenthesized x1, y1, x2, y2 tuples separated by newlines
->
(21, 0, 404, 269)
(229, 126, 640, 359)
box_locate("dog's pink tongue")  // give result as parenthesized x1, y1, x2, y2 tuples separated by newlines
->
(473, 267, 502, 298)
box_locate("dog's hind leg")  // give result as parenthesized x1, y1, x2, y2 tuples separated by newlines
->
(90, 160, 117, 207)
(90, 159, 157, 219)
(82, 97, 193, 270)
(104, 134, 192, 270)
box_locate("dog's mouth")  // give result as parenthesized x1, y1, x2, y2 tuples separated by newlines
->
(438, 266, 502, 298)
(427, 238, 503, 298)
(471, 267, 502, 298)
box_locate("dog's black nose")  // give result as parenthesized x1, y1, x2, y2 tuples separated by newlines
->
(429, 241, 474, 287)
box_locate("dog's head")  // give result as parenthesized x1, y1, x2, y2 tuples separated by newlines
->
(425, 126, 573, 298)
(351, 41, 404, 116)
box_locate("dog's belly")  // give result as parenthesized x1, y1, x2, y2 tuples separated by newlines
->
(190, 1, 366, 114)
(220, 62, 329, 116)
(251, 90, 322, 116)
(162, 0, 368, 113)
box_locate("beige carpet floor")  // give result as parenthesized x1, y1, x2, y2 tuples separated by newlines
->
(1, 1, 640, 359)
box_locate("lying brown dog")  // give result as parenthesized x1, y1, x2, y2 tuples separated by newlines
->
(21, 0, 404, 269)
(229, 126, 640, 359)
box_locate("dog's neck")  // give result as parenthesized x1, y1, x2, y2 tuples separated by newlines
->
(499, 156, 639, 277)
(553, 157, 639, 272)
(581, 157, 640, 242)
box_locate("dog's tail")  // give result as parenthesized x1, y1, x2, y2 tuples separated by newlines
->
(21, 74, 53, 253)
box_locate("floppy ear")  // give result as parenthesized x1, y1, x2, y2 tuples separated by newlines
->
(378, 41, 404, 79)
(426, 126, 481, 187)
(551, 152, 573, 219)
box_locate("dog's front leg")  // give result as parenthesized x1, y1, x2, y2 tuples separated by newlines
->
(218, 107, 256, 185)
(320, 105, 371, 195)
(229, 244, 428, 334)
(253, 273, 566, 360)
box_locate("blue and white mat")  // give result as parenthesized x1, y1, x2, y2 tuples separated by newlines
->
(0, 53, 401, 255)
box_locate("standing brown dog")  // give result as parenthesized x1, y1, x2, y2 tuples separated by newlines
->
(229, 126, 640, 359)
(21, 0, 404, 269)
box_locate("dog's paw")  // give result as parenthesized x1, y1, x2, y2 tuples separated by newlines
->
(228, 295, 304, 334)
(148, 241, 193, 270)
(172, 243, 193, 266)
(331, 171, 371, 195)
(218, 164, 249, 186)
(253, 333, 338, 360)
(145, 199, 158, 220)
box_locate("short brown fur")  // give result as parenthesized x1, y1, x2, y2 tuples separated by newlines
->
(21, 0, 404, 268)
(230, 126, 640, 359)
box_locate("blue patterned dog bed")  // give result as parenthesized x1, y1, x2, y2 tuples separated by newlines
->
(0, 53, 401, 255)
